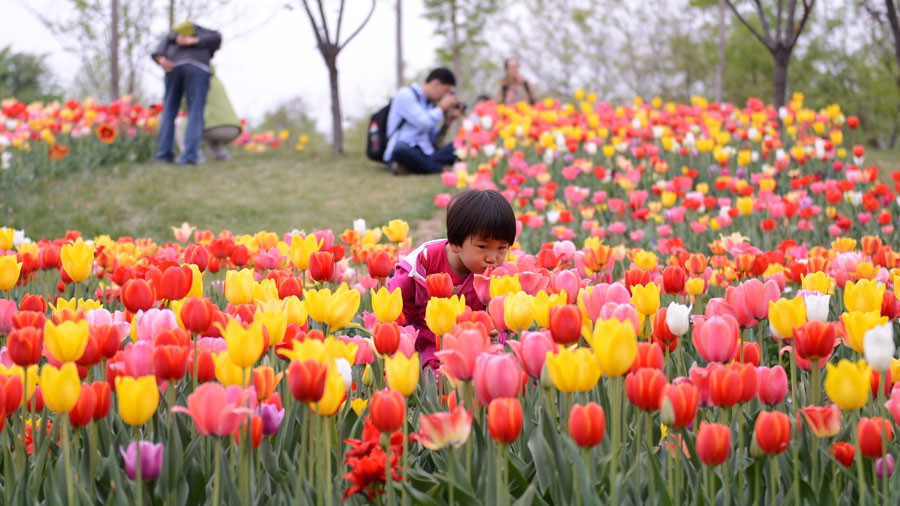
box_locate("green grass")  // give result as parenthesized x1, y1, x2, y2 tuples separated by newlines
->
(2, 143, 448, 243)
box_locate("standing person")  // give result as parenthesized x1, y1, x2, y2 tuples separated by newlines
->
(497, 58, 537, 106)
(383, 67, 463, 175)
(152, 21, 222, 165)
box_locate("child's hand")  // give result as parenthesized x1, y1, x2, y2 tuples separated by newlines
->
(489, 328, 500, 344)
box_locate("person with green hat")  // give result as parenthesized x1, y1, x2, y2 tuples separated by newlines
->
(151, 21, 222, 165)
(174, 67, 241, 162)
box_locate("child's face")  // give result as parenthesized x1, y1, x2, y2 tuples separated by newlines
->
(451, 236, 510, 275)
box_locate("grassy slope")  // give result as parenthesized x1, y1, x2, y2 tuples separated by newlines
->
(2, 143, 447, 243)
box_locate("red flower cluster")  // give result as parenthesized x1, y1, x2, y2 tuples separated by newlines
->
(342, 416, 406, 500)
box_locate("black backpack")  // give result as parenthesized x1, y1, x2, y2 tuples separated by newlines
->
(365, 86, 420, 162)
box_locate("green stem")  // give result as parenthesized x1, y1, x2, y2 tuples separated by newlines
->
(610, 376, 622, 505)
(402, 417, 409, 506)
(646, 411, 655, 506)
(789, 352, 800, 506)
(503, 445, 510, 506)
(855, 410, 866, 506)
(771, 455, 780, 506)
(737, 402, 744, 497)
(63, 416, 75, 506)
(448, 447, 455, 506)
(325, 417, 333, 506)
(213, 439, 222, 506)
(385, 434, 395, 506)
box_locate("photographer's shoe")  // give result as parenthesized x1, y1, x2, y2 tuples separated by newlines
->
(391, 162, 410, 176)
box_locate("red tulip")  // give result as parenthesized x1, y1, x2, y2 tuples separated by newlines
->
(184, 244, 210, 272)
(189, 347, 217, 383)
(548, 304, 582, 345)
(19, 294, 47, 313)
(8, 327, 43, 366)
(800, 405, 840, 438)
(425, 272, 454, 299)
(68, 383, 96, 428)
(13, 311, 45, 330)
(871, 370, 892, 398)
(366, 250, 393, 279)
(208, 237, 234, 259)
(793, 321, 836, 361)
(709, 364, 742, 408)
(733, 362, 758, 404)
(487, 397, 523, 444)
(652, 308, 677, 352)
(153, 344, 189, 382)
(697, 422, 731, 466)
(277, 277, 303, 299)
(0, 374, 23, 416)
(568, 402, 605, 448)
(624, 268, 651, 292)
(90, 324, 123, 360)
(75, 334, 102, 368)
(626, 367, 668, 411)
(154, 328, 191, 348)
(121, 278, 156, 313)
(232, 415, 263, 449)
(370, 389, 406, 433)
(662, 266, 686, 294)
(26, 386, 43, 413)
(91, 381, 111, 419)
(630, 342, 664, 374)
(181, 297, 216, 334)
(659, 381, 698, 429)
(858, 417, 893, 458)
(455, 309, 493, 336)
(373, 322, 401, 356)
(287, 360, 328, 403)
(308, 251, 335, 283)
(159, 265, 193, 301)
(831, 442, 855, 467)
(739, 342, 760, 366)
(252, 366, 282, 401)
(753, 411, 791, 455)
(230, 244, 250, 267)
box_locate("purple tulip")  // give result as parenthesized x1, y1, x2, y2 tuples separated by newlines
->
(119, 441, 163, 481)
(877, 454, 895, 479)
(259, 403, 285, 435)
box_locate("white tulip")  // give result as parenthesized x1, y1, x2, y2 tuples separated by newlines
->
(335, 358, 353, 390)
(804, 293, 831, 322)
(864, 323, 894, 373)
(666, 302, 693, 337)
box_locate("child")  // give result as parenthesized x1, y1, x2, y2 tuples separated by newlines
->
(387, 189, 517, 367)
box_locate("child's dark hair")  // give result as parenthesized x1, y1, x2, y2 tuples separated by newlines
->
(446, 190, 517, 246)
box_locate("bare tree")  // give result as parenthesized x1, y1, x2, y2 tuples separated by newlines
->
(396, 0, 403, 89)
(301, 0, 376, 155)
(716, 0, 726, 102)
(724, 0, 816, 109)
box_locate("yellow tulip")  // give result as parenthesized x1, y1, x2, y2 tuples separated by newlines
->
(843, 279, 884, 313)
(258, 309, 288, 347)
(545, 346, 600, 393)
(504, 291, 535, 332)
(60, 239, 94, 282)
(841, 311, 888, 354)
(289, 234, 321, 271)
(385, 352, 420, 396)
(115, 375, 160, 426)
(0, 364, 39, 404)
(225, 269, 254, 305)
(0, 255, 22, 291)
(381, 219, 410, 243)
(220, 319, 265, 368)
(252, 278, 279, 303)
(768, 297, 807, 340)
(630, 282, 661, 316)
(281, 336, 358, 366)
(214, 351, 248, 386)
(371, 286, 403, 323)
(736, 197, 754, 215)
(283, 296, 308, 326)
(305, 284, 360, 329)
(824, 359, 871, 410)
(801, 272, 835, 295)
(633, 251, 658, 271)
(831, 238, 857, 253)
(44, 320, 89, 363)
(312, 368, 346, 416)
(490, 275, 522, 298)
(685, 277, 706, 296)
(895, 276, 900, 304)
(186, 264, 203, 298)
(40, 363, 81, 414)
(590, 317, 637, 377)
(0, 227, 13, 250)
(351, 397, 369, 416)
(533, 290, 567, 328)
(425, 294, 467, 336)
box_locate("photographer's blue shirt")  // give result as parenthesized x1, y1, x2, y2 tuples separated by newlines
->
(383, 82, 444, 162)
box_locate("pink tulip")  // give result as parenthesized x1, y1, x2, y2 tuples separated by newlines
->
(337, 335, 374, 365)
(0, 299, 16, 334)
(488, 296, 508, 332)
(473, 352, 521, 406)
(550, 270, 580, 304)
(473, 271, 492, 304)
(599, 302, 640, 334)
(508, 330, 554, 378)
(85, 308, 131, 342)
(689, 366, 712, 407)
(756, 365, 788, 405)
(691, 314, 739, 363)
(172, 382, 252, 436)
(122, 341, 154, 378)
(396, 326, 417, 358)
(517, 271, 549, 296)
(581, 283, 631, 321)
(735, 279, 781, 320)
(704, 298, 739, 320)
(435, 326, 494, 382)
(134, 308, 178, 342)
(360, 311, 379, 332)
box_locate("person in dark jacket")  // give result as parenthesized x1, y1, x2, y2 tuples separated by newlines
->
(151, 21, 222, 165)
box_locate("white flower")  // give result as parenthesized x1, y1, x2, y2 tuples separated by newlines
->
(776, 148, 787, 161)
(1, 152, 10, 170)
(353, 219, 366, 235)
(483, 144, 496, 158)
(479, 115, 493, 130)
(652, 126, 664, 139)
(0, 135, 9, 147)
(12, 229, 28, 248)
(454, 147, 468, 161)
(804, 293, 831, 322)
(335, 358, 353, 390)
(461, 119, 474, 132)
(863, 323, 894, 373)
(546, 210, 560, 225)
(666, 302, 692, 337)
(542, 148, 555, 165)
(584, 142, 597, 155)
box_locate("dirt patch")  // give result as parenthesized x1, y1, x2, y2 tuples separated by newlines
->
(411, 209, 445, 242)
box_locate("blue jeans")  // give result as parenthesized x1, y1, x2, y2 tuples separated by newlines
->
(391, 142, 457, 174)
(156, 64, 210, 164)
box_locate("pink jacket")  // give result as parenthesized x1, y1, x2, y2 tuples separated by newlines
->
(387, 239, 485, 366)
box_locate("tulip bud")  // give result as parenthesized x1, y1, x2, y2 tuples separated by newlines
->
(362, 364, 374, 387)
(665, 302, 692, 337)
(487, 397, 523, 444)
(864, 323, 895, 373)
(370, 389, 406, 433)
(877, 454, 895, 478)
(568, 402, 605, 448)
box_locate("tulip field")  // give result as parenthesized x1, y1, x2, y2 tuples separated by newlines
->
(3, 90, 900, 505)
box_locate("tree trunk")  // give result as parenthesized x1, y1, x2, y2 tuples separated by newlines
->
(110, 0, 120, 100)
(450, 0, 460, 78)
(885, 0, 900, 75)
(326, 53, 343, 155)
(772, 46, 790, 110)
(396, 0, 404, 89)
(715, 0, 726, 103)
(169, 0, 175, 29)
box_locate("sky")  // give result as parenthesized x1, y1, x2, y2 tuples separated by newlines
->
(0, 0, 443, 133)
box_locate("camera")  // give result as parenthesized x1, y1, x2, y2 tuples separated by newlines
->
(456, 102, 468, 114)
